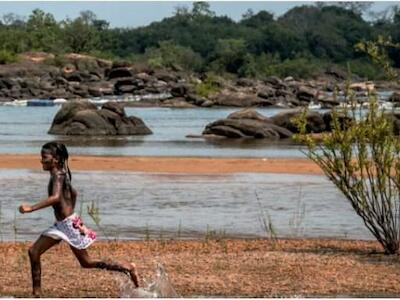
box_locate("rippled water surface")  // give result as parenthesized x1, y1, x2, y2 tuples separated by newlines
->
(0, 106, 308, 157)
(0, 169, 372, 241)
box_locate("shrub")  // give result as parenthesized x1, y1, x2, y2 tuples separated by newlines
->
(294, 91, 400, 254)
(44, 55, 70, 68)
(346, 58, 385, 80)
(274, 57, 326, 79)
(194, 73, 222, 97)
(144, 41, 203, 72)
(0, 50, 19, 64)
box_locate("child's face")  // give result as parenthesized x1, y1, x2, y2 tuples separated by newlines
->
(40, 151, 58, 171)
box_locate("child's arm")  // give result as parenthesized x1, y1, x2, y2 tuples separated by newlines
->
(19, 174, 63, 214)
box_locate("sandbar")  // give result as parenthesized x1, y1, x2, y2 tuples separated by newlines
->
(0, 154, 323, 174)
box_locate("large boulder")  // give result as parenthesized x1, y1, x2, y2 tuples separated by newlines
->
(114, 77, 140, 94)
(270, 110, 326, 133)
(203, 108, 293, 139)
(48, 100, 152, 136)
(227, 108, 270, 122)
(170, 83, 190, 97)
(203, 108, 335, 139)
(211, 91, 276, 107)
(389, 92, 400, 103)
(107, 67, 133, 80)
(161, 98, 196, 108)
(296, 85, 318, 102)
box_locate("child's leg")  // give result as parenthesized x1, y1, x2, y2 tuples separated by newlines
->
(28, 235, 60, 297)
(69, 247, 139, 287)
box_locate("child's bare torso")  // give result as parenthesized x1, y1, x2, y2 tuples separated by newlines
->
(48, 172, 77, 221)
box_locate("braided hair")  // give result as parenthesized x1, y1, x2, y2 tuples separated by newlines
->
(41, 141, 72, 182)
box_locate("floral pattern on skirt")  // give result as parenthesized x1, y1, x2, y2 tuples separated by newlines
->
(41, 213, 96, 249)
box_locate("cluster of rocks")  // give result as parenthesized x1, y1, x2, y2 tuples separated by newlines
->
(0, 53, 186, 102)
(203, 108, 348, 139)
(48, 100, 152, 135)
(0, 52, 371, 108)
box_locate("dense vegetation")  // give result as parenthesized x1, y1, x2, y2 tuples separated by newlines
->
(1, 2, 400, 79)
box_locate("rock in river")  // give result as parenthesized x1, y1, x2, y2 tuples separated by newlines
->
(203, 108, 333, 139)
(48, 100, 152, 136)
(203, 108, 293, 139)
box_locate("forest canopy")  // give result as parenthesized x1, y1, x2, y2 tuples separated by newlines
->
(1, 2, 400, 79)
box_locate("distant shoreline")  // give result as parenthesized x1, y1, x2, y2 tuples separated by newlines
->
(0, 154, 323, 175)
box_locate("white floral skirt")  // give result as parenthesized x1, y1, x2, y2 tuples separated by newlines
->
(42, 213, 97, 249)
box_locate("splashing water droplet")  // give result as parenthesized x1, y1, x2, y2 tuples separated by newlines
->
(118, 263, 179, 298)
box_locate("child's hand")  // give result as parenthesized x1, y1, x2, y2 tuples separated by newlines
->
(19, 204, 33, 214)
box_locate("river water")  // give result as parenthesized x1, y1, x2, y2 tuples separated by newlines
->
(0, 105, 379, 241)
(0, 169, 372, 242)
(0, 106, 310, 157)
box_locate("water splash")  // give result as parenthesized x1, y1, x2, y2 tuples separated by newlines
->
(119, 263, 179, 298)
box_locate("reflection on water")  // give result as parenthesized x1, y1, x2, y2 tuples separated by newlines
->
(0, 169, 372, 241)
(55, 136, 145, 147)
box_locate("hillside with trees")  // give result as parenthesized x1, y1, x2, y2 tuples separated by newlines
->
(0, 2, 400, 80)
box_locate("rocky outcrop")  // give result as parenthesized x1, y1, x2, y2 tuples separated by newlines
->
(48, 100, 152, 135)
(161, 98, 196, 108)
(389, 92, 400, 103)
(270, 110, 326, 133)
(210, 90, 276, 107)
(203, 109, 293, 139)
(0, 52, 389, 109)
(203, 108, 343, 139)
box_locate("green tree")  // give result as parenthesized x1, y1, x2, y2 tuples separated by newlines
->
(26, 9, 62, 52)
(240, 10, 274, 28)
(144, 40, 203, 71)
(61, 10, 100, 53)
(295, 40, 400, 254)
(337, 2, 373, 16)
(192, 1, 215, 17)
(296, 96, 400, 254)
(209, 38, 247, 74)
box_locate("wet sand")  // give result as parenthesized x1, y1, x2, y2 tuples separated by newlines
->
(0, 154, 323, 174)
(1, 239, 399, 297)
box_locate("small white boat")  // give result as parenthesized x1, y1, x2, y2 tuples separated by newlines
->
(378, 101, 394, 110)
(53, 98, 67, 105)
(88, 99, 109, 105)
(27, 99, 54, 106)
(308, 101, 321, 110)
(3, 100, 28, 106)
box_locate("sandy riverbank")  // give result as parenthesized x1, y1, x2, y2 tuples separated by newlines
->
(0, 154, 323, 174)
(0, 239, 399, 297)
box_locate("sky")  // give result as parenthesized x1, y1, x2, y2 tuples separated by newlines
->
(0, 1, 396, 28)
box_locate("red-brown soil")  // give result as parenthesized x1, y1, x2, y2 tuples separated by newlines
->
(0, 239, 399, 298)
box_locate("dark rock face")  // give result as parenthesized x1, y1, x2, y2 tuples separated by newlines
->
(270, 110, 326, 134)
(211, 91, 276, 107)
(48, 100, 152, 136)
(203, 108, 333, 139)
(161, 98, 196, 108)
(203, 108, 294, 139)
(296, 85, 318, 102)
(389, 92, 400, 103)
(107, 67, 133, 80)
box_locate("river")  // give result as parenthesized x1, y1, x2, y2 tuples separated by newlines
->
(0, 106, 308, 157)
(0, 105, 379, 241)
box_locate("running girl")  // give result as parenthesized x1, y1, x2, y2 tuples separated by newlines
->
(19, 141, 139, 297)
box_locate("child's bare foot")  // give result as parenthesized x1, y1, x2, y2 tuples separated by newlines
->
(129, 263, 139, 288)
